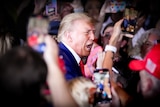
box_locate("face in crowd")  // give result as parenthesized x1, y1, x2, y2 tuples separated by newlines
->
(141, 32, 160, 58)
(58, 13, 95, 57)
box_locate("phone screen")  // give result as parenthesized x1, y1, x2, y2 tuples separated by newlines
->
(93, 69, 112, 105)
(121, 7, 138, 35)
(46, 0, 57, 15)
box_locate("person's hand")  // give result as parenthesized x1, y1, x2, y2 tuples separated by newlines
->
(109, 19, 133, 46)
(43, 35, 59, 65)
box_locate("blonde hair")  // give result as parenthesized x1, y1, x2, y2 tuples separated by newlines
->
(27, 16, 49, 36)
(68, 77, 96, 107)
(57, 13, 93, 42)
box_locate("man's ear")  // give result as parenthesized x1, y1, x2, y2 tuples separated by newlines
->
(64, 31, 72, 42)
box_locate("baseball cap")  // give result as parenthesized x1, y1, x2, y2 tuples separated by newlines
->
(129, 44, 160, 79)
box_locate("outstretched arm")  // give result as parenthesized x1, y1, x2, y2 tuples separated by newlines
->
(43, 35, 78, 107)
(102, 19, 132, 107)
(102, 19, 124, 71)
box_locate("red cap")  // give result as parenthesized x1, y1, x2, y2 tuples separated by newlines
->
(129, 44, 160, 79)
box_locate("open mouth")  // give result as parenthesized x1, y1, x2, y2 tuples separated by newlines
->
(86, 43, 93, 51)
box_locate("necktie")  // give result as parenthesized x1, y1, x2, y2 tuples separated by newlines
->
(79, 60, 85, 76)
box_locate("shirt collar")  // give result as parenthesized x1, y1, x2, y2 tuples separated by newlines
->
(62, 41, 81, 64)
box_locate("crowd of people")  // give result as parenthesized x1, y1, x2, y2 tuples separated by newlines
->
(1, 0, 160, 107)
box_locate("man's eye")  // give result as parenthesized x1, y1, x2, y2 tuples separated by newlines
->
(144, 41, 152, 46)
(145, 43, 151, 46)
(85, 31, 90, 34)
(84, 30, 95, 35)
(145, 42, 150, 45)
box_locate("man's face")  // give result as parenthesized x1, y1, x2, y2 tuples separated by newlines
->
(69, 19, 95, 57)
(141, 33, 160, 58)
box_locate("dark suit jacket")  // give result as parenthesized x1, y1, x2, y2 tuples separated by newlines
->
(58, 42, 83, 80)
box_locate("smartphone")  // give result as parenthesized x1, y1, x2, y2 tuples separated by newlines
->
(27, 15, 49, 53)
(121, 7, 138, 34)
(46, 0, 57, 15)
(93, 69, 112, 105)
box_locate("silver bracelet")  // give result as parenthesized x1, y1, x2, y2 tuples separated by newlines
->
(104, 45, 117, 53)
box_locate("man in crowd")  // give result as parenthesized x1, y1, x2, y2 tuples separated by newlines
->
(57, 13, 95, 80)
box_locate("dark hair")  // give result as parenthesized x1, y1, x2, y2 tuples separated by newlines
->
(102, 22, 115, 35)
(0, 46, 47, 107)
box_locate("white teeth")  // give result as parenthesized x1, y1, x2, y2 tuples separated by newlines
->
(86, 44, 93, 50)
